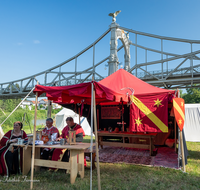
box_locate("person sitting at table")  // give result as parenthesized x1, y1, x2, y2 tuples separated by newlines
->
(0, 121, 28, 176)
(41, 118, 60, 160)
(50, 117, 86, 170)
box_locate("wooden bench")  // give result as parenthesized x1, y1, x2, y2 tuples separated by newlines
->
(97, 131, 157, 156)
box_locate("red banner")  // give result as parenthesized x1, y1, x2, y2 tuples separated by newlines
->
(129, 93, 169, 133)
(173, 98, 185, 131)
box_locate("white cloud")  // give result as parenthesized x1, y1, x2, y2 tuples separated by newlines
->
(17, 42, 23, 46)
(33, 40, 40, 44)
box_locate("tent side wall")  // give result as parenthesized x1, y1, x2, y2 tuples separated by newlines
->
(184, 105, 200, 142)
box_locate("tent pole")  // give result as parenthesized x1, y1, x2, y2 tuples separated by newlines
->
(78, 107, 81, 125)
(90, 82, 94, 190)
(30, 91, 38, 189)
(180, 130, 186, 172)
(93, 84, 101, 190)
(47, 100, 52, 118)
(174, 117, 177, 152)
(177, 89, 185, 172)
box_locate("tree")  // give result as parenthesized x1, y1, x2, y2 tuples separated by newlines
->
(0, 98, 22, 112)
(182, 85, 200, 103)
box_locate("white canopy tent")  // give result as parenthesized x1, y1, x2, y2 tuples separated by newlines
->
(55, 108, 94, 136)
(184, 104, 200, 142)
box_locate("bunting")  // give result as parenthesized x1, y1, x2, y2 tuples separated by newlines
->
(129, 93, 169, 133)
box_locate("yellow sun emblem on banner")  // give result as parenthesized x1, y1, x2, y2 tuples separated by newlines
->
(154, 98, 162, 107)
(135, 118, 142, 126)
(178, 119, 182, 125)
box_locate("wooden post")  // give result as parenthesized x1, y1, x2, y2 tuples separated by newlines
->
(78, 107, 81, 125)
(30, 91, 38, 189)
(93, 85, 101, 190)
(97, 109, 99, 131)
(47, 100, 52, 118)
(180, 130, 186, 172)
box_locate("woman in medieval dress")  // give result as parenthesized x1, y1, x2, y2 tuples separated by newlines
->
(0, 121, 28, 176)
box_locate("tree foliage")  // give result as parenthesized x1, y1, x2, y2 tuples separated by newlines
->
(182, 86, 200, 103)
(0, 98, 22, 112)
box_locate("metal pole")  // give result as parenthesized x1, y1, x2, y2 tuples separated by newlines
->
(145, 49, 147, 72)
(93, 45, 95, 80)
(161, 39, 163, 79)
(190, 43, 193, 85)
(90, 81, 94, 190)
(75, 57, 77, 84)
(135, 34, 137, 77)
(30, 91, 38, 189)
(166, 55, 168, 74)
(59, 66, 61, 86)
(174, 117, 177, 152)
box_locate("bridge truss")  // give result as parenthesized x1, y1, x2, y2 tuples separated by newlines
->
(1, 21, 200, 99)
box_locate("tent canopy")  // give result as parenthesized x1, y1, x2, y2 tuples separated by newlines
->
(34, 81, 128, 104)
(33, 69, 176, 133)
(99, 69, 175, 97)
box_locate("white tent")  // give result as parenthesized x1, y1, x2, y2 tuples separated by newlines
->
(184, 104, 200, 142)
(55, 108, 93, 136)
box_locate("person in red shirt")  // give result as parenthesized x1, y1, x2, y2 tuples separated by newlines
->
(41, 118, 60, 159)
(51, 117, 85, 169)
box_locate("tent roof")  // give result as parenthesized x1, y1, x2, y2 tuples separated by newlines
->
(34, 81, 128, 104)
(99, 69, 175, 96)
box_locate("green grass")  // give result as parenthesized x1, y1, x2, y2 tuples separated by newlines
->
(0, 141, 199, 190)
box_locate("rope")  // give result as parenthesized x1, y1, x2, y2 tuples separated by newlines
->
(0, 86, 35, 126)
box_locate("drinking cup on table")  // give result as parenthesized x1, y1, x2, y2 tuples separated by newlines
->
(17, 138, 22, 144)
(60, 138, 66, 145)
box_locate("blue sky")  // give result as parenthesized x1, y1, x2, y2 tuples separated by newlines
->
(1, 0, 200, 85)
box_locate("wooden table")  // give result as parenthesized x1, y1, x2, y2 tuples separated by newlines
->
(97, 131, 157, 156)
(14, 143, 92, 184)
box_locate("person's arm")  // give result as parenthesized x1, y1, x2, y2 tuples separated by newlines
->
(0, 131, 15, 146)
(75, 126, 85, 142)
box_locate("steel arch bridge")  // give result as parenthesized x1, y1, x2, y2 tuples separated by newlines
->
(1, 16, 200, 99)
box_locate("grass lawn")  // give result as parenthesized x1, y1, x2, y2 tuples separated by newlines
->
(0, 140, 199, 190)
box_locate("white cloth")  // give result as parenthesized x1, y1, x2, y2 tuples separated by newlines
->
(184, 104, 200, 142)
